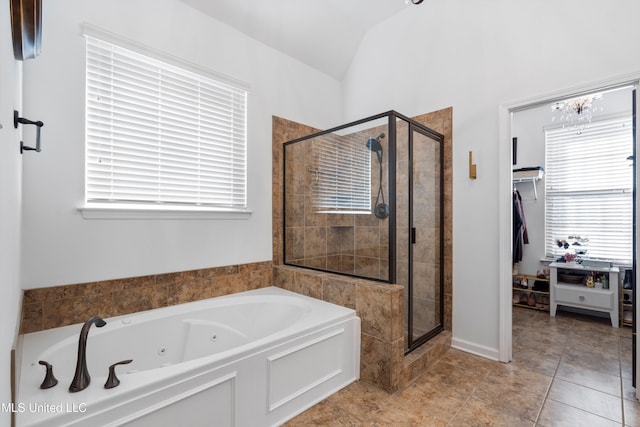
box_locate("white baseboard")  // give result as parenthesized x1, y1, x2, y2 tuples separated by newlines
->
(451, 337, 500, 362)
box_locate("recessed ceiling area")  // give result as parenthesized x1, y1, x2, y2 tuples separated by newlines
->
(179, 0, 412, 80)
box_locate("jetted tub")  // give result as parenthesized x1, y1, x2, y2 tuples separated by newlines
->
(16, 287, 361, 426)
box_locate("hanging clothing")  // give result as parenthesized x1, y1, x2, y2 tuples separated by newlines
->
(513, 189, 529, 262)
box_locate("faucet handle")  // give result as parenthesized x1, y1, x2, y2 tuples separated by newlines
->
(104, 359, 133, 389)
(38, 361, 58, 389)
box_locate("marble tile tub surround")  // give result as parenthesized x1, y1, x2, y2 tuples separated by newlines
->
(20, 261, 273, 334)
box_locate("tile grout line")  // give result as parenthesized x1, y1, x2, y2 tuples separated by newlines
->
(444, 362, 497, 426)
(536, 317, 627, 426)
(532, 317, 571, 426)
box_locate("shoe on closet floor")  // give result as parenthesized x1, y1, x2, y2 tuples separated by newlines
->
(513, 293, 520, 304)
(519, 293, 529, 304)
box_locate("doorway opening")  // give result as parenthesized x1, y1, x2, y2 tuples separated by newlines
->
(499, 75, 640, 398)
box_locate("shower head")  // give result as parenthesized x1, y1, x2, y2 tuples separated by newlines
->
(366, 133, 385, 153)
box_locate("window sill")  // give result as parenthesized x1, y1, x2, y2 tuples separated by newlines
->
(79, 205, 253, 220)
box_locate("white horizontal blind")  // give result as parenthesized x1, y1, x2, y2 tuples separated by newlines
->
(85, 36, 247, 209)
(313, 134, 371, 213)
(545, 116, 633, 263)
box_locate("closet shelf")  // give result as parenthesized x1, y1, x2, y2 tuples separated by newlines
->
(513, 167, 544, 199)
(512, 287, 549, 296)
(513, 302, 548, 312)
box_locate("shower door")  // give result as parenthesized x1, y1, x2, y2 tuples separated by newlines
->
(406, 125, 444, 352)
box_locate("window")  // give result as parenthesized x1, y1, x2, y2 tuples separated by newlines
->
(312, 133, 372, 214)
(545, 116, 633, 263)
(84, 33, 248, 215)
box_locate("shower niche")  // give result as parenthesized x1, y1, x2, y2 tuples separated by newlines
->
(283, 111, 445, 352)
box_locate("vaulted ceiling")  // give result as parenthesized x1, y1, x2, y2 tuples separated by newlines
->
(180, 0, 411, 80)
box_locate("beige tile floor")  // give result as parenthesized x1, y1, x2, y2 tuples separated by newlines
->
(285, 307, 640, 426)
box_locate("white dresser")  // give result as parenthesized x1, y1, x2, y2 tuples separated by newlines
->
(550, 262, 619, 327)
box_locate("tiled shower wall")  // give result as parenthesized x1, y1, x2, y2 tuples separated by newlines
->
(272, 109, 453, 393)
(284, 130, 389, 280)
(20, 261, 273, 334)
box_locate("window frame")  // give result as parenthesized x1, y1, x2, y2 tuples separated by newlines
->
(79, 24, 251, 220)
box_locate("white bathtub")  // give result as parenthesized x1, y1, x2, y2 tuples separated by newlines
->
(15, 287, 361, 426)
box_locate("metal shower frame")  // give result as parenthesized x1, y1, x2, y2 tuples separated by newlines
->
(282, 110, 445, 353)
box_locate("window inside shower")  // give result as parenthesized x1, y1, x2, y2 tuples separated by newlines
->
(284, 115, 390, 279)
(283, 111, 445, 352)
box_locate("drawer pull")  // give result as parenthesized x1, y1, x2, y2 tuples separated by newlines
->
(579, 295, 585, 301)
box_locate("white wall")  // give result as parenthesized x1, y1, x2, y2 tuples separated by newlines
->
(21, 0, 343, 288)
(0, 4, 22, 424)
(343, 0, 640, 357)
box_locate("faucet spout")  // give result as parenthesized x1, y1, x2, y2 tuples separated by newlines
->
(69, 316, 106, 393)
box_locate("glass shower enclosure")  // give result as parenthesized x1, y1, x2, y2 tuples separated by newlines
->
(283, 111, 444, 352)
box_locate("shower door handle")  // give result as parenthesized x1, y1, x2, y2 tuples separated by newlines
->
(411, 228, 417, 244)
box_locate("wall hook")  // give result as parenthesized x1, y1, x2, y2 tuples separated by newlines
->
(14, 110, 44, 153)
(468, 151, 477, 179)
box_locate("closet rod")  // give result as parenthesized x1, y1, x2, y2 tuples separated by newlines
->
(513, 177, 539, 199)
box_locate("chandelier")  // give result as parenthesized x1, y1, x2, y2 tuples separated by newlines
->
(551, 93, 603, 133)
